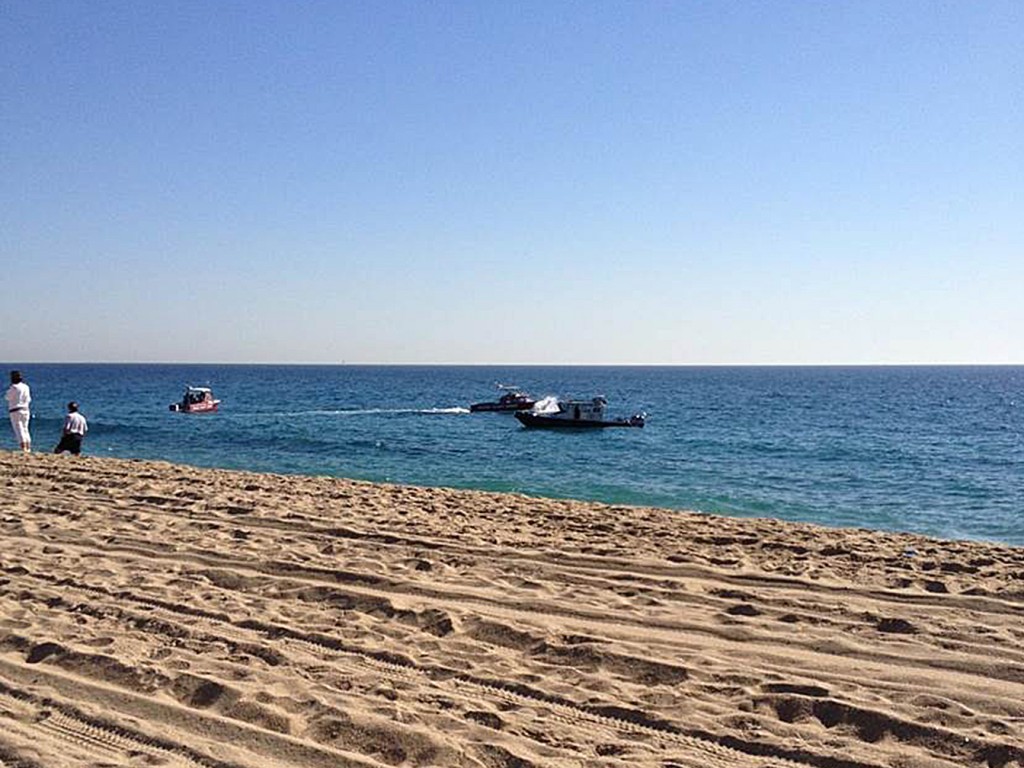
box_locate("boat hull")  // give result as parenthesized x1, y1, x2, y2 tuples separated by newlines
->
(169, 400, 220, 413)
(515, 411, 644, 429)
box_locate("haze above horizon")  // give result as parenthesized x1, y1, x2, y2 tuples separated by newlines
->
(2, 2, 1021, 365)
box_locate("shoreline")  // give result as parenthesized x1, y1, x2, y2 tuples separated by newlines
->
(1, 452, 1022, 767)
(9, 363, 1022, 546)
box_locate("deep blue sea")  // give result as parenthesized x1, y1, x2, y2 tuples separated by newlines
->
(4, 364, 1022, 546)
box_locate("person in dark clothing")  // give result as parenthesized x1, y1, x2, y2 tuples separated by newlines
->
(54, 401, 88, 455)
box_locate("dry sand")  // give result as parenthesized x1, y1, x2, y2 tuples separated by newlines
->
(0, 452, 1022, 768)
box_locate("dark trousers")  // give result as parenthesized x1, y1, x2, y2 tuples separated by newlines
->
(54, 433, 83, 455)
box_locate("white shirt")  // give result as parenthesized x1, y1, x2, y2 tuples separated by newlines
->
(64, 412, 88, 435)
(6, 382, 30, 411)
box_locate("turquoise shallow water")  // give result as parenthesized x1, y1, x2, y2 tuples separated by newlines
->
(5, 364, 1022, 545)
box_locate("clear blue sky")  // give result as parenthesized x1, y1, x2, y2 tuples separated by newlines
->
(2, 2, 1021, 364)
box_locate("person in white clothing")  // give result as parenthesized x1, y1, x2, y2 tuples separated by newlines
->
(6, 370, 31, 452)
(55, 401, 88, 455)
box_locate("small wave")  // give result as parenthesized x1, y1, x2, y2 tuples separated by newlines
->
(532, 395, 561, 414)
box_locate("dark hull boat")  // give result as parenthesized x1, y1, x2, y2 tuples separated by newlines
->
(515, 396, 645, 429)
(470, 386, 536, 412)
(515, 411, 644, 429)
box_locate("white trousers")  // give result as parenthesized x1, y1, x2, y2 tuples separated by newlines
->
(9, 409, 30, 446)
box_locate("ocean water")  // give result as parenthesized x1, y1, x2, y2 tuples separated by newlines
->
(4, 364, 1022, 546)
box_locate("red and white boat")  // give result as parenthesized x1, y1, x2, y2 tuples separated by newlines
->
(169, 386, 221, 413)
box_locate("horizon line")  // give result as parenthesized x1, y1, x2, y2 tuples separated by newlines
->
(4, 361, 1022, 368)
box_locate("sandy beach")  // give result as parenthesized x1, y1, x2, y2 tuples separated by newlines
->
(1, 452, 1022, 768)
